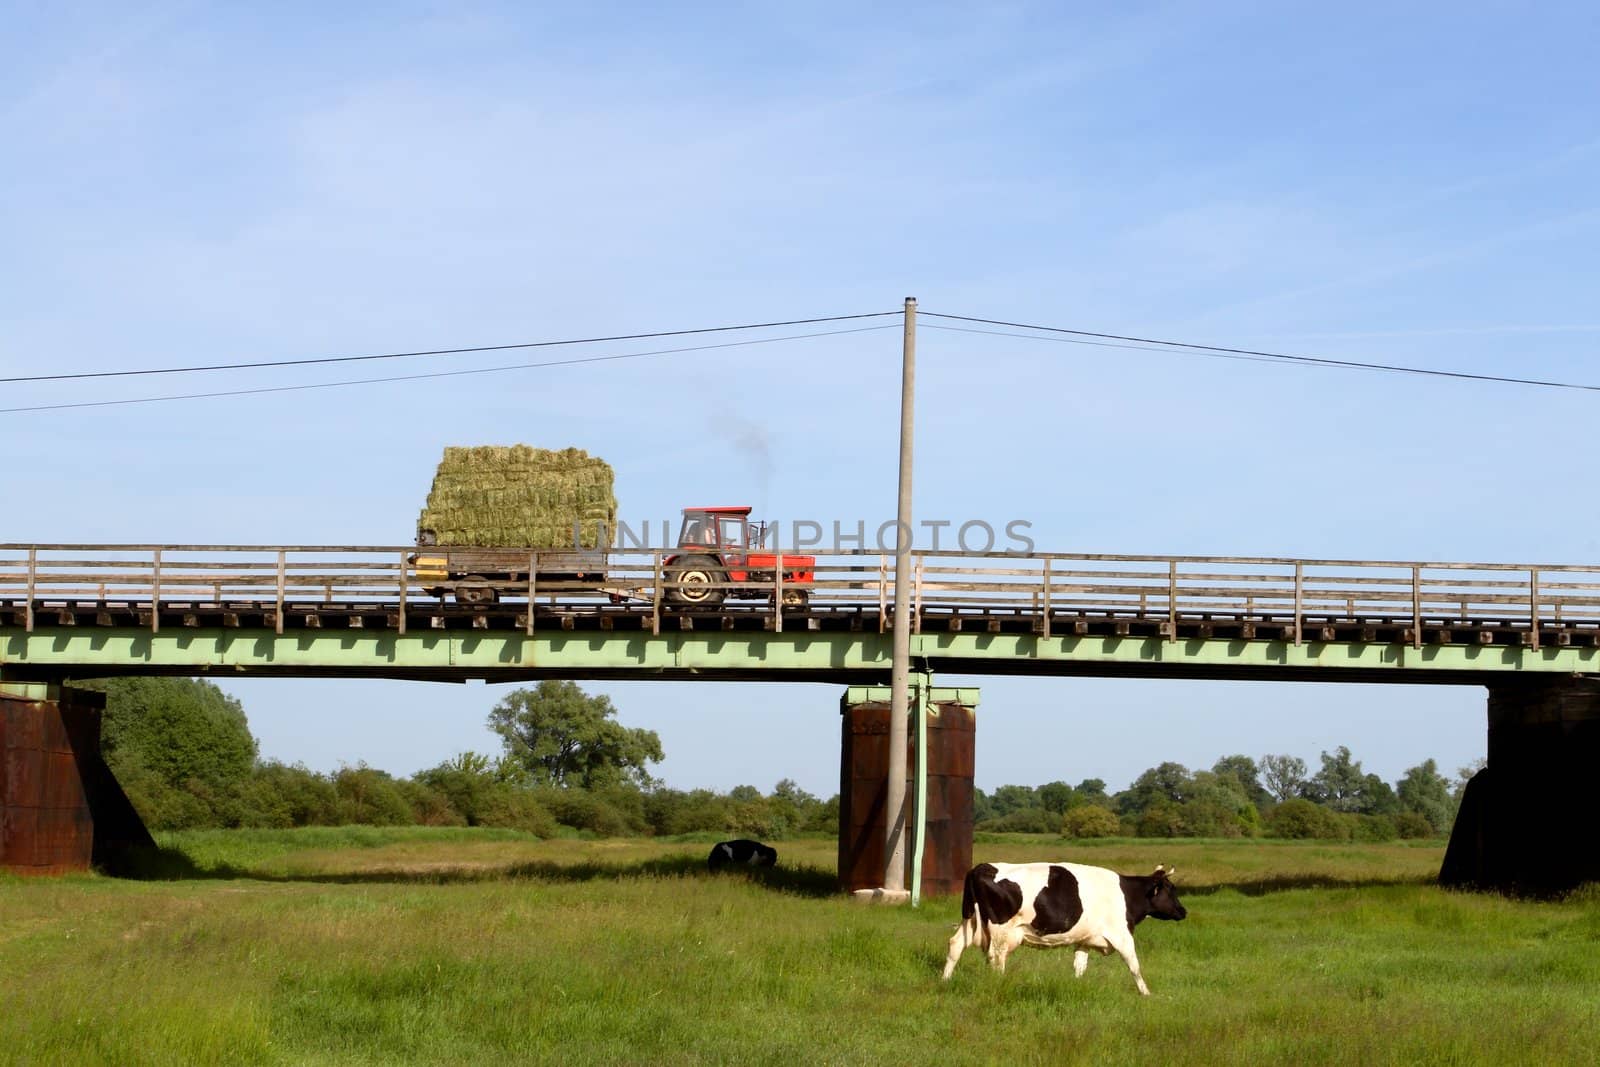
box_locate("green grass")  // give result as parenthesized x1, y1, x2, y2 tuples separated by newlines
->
(3, 828, 1597, 1065)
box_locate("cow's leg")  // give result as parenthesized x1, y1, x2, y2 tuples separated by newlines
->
(1072, 949, 1089, 978)
(1105, 930, 1150, 995)
(942, 916, 980, 980)
(989, 926, 1025, 974)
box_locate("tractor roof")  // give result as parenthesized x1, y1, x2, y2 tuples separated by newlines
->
(682, 506, 753, 515)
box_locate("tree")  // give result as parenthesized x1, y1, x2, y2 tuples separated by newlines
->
(415, 751, 527, 826)
(1181, 770, 1260, 837)
(84, 677, 257, 792)
(988, 784, 1040, 818)
(772, 778, 817, 807)
(1260, 754, 1308, 803)
(1455, 757, 1486, 803)
(487, 681, 662, 789)
(1036, 780, 1076, 815)
(239, 761, 338, 828)
(332, 764, 414, 825)
(1074, 778, 1109, 804)
(1304, 746, 1398, 814)
(1396, 758, 1454, 833)
(1212, 755, 1270, 806)
(1304, 746, 1362, 810)
(769, 779, 826, 835)
(1119, 762, 1191, 816)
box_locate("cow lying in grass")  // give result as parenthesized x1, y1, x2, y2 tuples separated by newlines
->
(942, 862, 1187, 995)
(707, 839, 777, 872)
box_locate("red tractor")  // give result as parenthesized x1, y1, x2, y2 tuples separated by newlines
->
(665, 506, 815, 607)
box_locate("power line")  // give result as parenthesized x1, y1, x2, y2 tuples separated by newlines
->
(922, 322, 1280, 361)
(922, 312, 1600, 393)
(0, 324, 897, 414)
(0, 310, 902, 385)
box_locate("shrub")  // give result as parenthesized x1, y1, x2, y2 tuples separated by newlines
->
(1266, 798, 1349, 840)
(804, 794, 841, 833)
(643, 788, 732, 836)
(413, 753, 505, 826)
(395, 779, 466, 827)
(238, 761, 338, 828)
(1395, 810, 1437, 839)
(476, 787, 557, 837)
(981, 808, 1057, 834)
(536, 787, 643, 836)
(332, 765, 414, 826)
(1136, 802, 1185, 838)
(1178, 798, 1246, 838)
(1062, 805, 1120, 839)
(1354, 814, 1398, 842)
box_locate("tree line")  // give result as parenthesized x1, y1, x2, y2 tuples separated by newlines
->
(975, 748, 1470, 842)
(79, 678, 835, 839)
(79, 677, 1470, 842)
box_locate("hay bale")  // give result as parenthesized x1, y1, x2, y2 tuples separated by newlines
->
(418, 446, 617, 548)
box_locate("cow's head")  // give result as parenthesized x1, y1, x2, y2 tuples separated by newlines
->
(1146, 865, 1188, 921)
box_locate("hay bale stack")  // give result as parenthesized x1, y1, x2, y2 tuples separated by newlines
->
(418, 445, 617, 548)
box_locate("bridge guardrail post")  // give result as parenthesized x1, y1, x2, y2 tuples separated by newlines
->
(1041, 557, 1051, 639)
(24, 546, 36, 634)
(1530, 567, 1540, 650)
(272, 551, 285, 635)
(1168, 559, 1178, 643)
(913, 558, 923, 635)
(393, 550, 404, 636)
(652, 553, 662, 637)
(878, 554, 888, 633)
(151, 548, 161, 634)
(1293, 562, 1303, 647)
(1411, 564, 1421, 649)
(526, 553, 536, 637)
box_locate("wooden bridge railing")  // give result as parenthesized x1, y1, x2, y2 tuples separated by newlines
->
(3, 545, 1600, 645)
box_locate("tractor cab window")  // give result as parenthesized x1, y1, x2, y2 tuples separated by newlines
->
(679, 514, 716, 547)
(718, 516, 745, 548)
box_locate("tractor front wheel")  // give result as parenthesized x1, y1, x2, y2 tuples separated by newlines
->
(666, 555, 726, 606)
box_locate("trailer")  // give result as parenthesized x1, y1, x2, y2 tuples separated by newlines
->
(414, 506, 814, 606)
(412, 539, 609, 604)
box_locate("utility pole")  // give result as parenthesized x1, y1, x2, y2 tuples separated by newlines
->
(885, 296, 916, 894)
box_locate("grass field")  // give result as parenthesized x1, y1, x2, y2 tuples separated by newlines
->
(3, 828, 1597, 1065)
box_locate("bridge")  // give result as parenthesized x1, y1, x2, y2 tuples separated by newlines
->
(3, 543, 1598, 893)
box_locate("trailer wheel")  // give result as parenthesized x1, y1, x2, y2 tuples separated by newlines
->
(778, 587, 809, 608)
(667, 555, 725, 605)
(455, 577, 498, 605)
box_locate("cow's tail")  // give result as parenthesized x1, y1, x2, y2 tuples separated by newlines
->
(960, 866, 990, 952)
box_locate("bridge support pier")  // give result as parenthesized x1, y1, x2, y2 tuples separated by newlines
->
(1441, 678, 1600, 894)
(838, 684, 978, 899)
(0, 681, 153, 875)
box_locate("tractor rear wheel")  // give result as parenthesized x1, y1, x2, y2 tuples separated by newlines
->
(667, 555, 726, 606)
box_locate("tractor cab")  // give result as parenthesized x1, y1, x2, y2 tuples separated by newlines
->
(677, 506, 762, 551)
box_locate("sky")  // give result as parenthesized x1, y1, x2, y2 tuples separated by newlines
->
(5, 1, 1600, 797)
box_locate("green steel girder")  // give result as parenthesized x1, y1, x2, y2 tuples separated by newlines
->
(842, 685, 982, 707)
(3, 626, 1596, 684)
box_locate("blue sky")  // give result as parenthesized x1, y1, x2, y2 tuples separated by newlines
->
(5, 2, 1599, 795)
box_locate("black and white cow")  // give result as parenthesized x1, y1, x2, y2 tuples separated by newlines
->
(707, 839, 778, 872)
(942, 861, 1187, 995)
